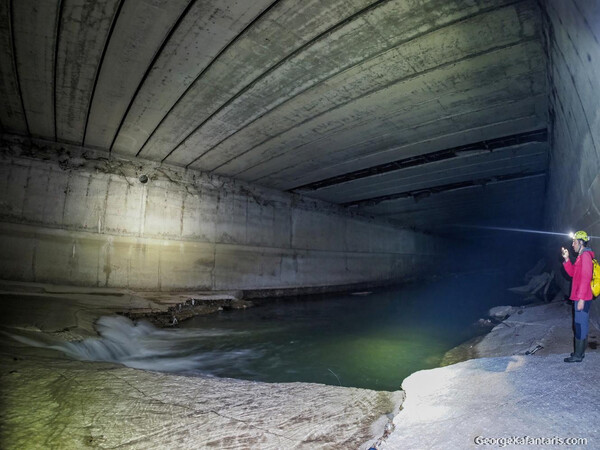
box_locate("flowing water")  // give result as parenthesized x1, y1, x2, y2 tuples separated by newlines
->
(178, 272, 519, 390)
(16, 271, 523, 391)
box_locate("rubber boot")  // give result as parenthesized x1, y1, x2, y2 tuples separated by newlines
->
(570, 338, 586, 359)
(564, 338, 586, 363)
(569, 337, 588, 358)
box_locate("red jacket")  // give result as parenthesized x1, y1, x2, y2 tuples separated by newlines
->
(563, 249, 595, 301)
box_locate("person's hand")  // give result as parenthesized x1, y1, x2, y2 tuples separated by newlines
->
(561, 247, 569, 261)
(577, 299, 585, 311)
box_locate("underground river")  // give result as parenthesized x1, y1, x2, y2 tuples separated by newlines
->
(18, 270, 525, 391)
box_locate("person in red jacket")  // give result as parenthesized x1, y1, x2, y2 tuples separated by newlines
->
(561, 230, 595, 363)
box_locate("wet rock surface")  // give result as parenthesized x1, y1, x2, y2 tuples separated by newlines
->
(1, 346, 402, 449)
(379, 300, 600, 449)
(0, 282, 402, 449)
(381, 354, 600, 449)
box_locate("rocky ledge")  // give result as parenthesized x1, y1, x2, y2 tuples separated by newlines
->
(378, 300, 600, 449)
(123, 295, 254, 327)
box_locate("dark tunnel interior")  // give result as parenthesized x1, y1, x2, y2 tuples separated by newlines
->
(0, 0, 599, 446)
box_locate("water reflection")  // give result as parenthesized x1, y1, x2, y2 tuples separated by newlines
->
(9, 271, 523, 390)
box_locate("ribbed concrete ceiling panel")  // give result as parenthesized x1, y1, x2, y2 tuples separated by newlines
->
(12, 0, 60, 139)
(56, 0, 121, 145)
(360, 174, 547, 230)
(83, 0, 191, 149)
(286, 115, 544, 191)
(170, 0, 525, 168)
(189, 3, 542, 175)
(0, 2, 27, 134)
(0, 0, 550, 230)
(111, 0, 274, 156)
(364, 174, 546, 216)
(245, 86, 546, 190)
(138, 0, 381, 162)
(303, 142, 547, 204)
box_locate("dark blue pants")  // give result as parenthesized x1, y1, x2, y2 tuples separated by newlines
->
(574, 300, 591, 340)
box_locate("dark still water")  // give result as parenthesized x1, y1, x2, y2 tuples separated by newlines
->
(175, 271, 521, 391)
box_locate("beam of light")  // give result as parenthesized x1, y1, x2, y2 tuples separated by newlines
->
(453, 225, 574, 238)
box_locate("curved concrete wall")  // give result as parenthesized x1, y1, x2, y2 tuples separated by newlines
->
(0, 137, 442, 292)
(542, 1, 600, 324)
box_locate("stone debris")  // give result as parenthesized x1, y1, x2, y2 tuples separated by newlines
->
(488, 305, 519, 320)
(525, 344, 543, 355)
(368, 418, 396, 450)
(476, 318, 494, 327)
(124, 297, 254, 327)
(508, 272, 553, 297)
(509, 259, 560, 303)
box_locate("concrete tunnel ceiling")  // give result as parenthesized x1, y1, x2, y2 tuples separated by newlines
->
(0, 0, 549, 234)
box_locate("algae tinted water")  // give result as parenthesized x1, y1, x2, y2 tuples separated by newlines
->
(179, 272, 519, 391)
(9, 272, 522, 390)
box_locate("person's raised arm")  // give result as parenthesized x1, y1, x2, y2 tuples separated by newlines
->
(562, 247, 574, 277)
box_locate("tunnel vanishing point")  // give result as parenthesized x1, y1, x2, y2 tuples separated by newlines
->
(0, 0, 598, 295)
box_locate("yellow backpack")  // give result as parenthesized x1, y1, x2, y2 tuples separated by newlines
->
(592, 257, 600, 297)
